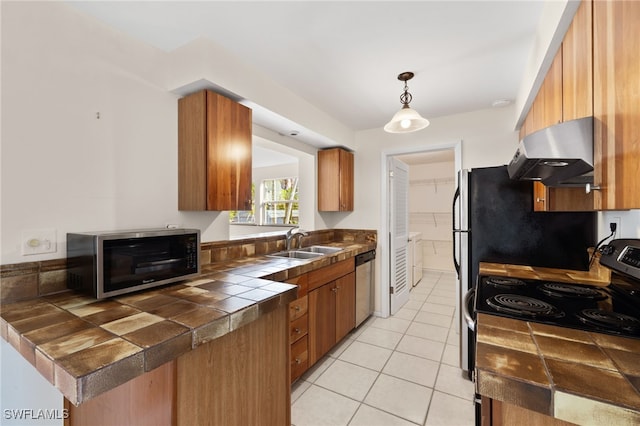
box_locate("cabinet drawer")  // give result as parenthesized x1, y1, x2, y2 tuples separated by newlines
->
(289, 295, 308, 321)
(308, 258, 355, 292)
(291, 336, 308, 382)
(286, 274, 309, 298)
(290, 314, 308, 343)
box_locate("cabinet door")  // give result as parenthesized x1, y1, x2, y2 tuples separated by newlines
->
(593, 0, 640, 210)
(206, 91, 253, 211)
(339, 149, 354, 211)
(318, 148, 354, 211)
(335, 272, 355, 343)
(308, 284, 336, 365)
(533, 49, 563, 132)
(178, 90, 252, 211)
(562, 0, 593, 121)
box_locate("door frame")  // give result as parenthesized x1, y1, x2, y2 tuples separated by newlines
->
(379, 140, 462, 318)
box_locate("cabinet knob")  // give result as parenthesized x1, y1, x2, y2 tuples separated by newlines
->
(294, 305, 301, 311)
(585, 183, 601, 194)
(294, 328, 300, 333)
(295, 358, 301, 364)
(331, 287, 338, 293)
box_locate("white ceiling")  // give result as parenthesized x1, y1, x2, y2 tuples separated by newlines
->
(67, 1, 546, 134)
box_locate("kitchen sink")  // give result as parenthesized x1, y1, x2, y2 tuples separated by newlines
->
(298, 245, 342, 254)
(268, 250, 324, 259)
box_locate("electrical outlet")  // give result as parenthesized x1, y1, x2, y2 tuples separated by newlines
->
(21, 228, 57, 255)
(610, 217, 621, 236)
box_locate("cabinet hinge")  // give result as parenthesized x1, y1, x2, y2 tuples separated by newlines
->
(390, 286, 394, 294)
(389, 170, 394, 178)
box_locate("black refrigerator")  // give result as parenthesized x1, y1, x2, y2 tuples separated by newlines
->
(452, 165, 596, 380)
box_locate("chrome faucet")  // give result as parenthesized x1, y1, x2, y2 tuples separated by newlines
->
(286, 227, 309, 250)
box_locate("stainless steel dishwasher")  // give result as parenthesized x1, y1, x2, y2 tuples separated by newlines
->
(355, 250, 376, 327)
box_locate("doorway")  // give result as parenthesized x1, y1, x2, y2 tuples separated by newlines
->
(380, 141, 462, 317)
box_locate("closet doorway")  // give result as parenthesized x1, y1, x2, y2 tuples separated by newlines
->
(381, 142, 461, 317)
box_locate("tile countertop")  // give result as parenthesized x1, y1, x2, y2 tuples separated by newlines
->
(476, 262, 640, 425)
(0, 241, 375, 406)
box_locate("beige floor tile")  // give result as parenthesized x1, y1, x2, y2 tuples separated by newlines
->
(291, 379, 311, 403)
(394, 307, 419, 321)
(404, 300, 424, 310)
(406, 322, 449, 343)
(396, 335, 445, 362)
(414, 311, 452, 328)
(302, 355, 336, 383)
(364, 374, 432, 424)
(424, 391, 475, 426)
(316, 359, 379, 401)
(339, 340, 393, 371)
(435, 363, 475, 400)
(420, 303, 455, 316)
(426, 295, 456, 307)
(382, 351, 439, 388)
(356, 326, 403, 350)
(292, 384, 360, 426)
(441, 344, 459, 367)
(349, 404, 418, 426)
(370, 317, 411, 334)
(409, 292, 428, 302)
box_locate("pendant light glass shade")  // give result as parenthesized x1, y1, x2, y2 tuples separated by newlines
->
(384, 71, 430, 133)
(384, 105, 430, 133)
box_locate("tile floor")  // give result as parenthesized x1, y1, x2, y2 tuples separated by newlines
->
(291, 270, 476, 426)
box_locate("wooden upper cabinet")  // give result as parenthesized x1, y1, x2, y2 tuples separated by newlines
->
(562, 0, 593, 121)
(178, 90, 252, 211)
(317, 147, 354, 211)
(593, 0, 640, 210)
(533, 48, 563, 132)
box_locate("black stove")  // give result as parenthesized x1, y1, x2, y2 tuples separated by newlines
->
(475, 239, 640, 339)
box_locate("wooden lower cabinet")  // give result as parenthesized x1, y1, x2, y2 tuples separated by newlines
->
(287, 274, 309, 382)
(308, 272, 356, 365)
(65, 305, 290, 426)
(482, 397, 576, 426)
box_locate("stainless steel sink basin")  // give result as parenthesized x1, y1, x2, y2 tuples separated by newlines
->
(268, 250, 324, 259)
(298, 245, 342, 254)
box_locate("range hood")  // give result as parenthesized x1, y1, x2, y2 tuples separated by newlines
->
(508, 116, 593, 187)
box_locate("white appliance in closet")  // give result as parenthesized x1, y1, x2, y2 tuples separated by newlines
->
(408, 232, 423, 287)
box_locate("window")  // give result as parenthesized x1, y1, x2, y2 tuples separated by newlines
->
(229, 178, 299, 225)
(229, 184, 255, 224)
(262, 177, 299, 225)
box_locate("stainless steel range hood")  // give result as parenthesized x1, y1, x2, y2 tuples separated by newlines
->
(508, 116, 593, 187)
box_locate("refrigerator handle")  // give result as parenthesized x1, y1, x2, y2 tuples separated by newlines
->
(452, 186, 461, 275)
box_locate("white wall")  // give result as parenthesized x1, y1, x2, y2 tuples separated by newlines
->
(0, 1, 344, 265)
(408, 161, 456, 272)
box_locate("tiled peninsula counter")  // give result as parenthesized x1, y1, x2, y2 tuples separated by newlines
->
(0, 229, 376, 425)
(476, 262, 640, 426)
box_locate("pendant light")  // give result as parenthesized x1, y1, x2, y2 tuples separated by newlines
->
(384, 72, 430, 133)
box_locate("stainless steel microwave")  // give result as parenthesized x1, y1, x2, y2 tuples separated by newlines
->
(67, 228, 200, 299)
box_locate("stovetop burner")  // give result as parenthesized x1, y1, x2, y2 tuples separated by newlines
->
(475, 275, 640, 338)
(485, 276, 527, 289)
(538, 282, 608, 300)
(487, 294, 564, 318)
(577, 309, 640, 333)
